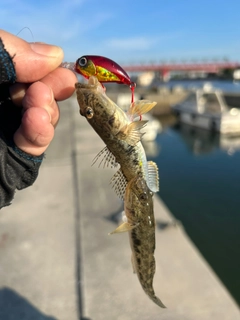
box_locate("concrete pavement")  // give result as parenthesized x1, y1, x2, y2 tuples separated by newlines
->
(0, 96, 239, 320)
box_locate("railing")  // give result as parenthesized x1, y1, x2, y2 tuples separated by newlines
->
(122, 62, 240, 73)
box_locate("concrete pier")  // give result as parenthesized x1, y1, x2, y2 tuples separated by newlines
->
(0, 97, 239, 320)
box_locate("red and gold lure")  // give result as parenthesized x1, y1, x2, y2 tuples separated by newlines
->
(61, 55, 137, 108)
(75, 55, 136, 104)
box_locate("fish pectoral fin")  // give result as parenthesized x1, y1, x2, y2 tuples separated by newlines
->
(127, 100, 157, 120)
(108, 222, 137, 235)
(116, 121, 148, 146)
(147, 161, 159, 193)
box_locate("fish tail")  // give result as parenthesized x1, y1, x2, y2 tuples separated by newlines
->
(143, 286, 166, 308)
(151, 295, 166, 308)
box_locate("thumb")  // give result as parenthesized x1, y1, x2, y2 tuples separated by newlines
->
(0, 29, 64, 83)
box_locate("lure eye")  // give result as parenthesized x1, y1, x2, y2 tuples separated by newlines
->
(85, 106, 94, 119)
(78, 57, 88, 67)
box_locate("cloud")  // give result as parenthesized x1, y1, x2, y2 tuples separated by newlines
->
(104, 31, 184, 53)
(1, 0, 113, 43)
(105, 36, 159, 51)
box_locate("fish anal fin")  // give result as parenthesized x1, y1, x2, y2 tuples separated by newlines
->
(147, 161, 159, 193)
(117, 121, 148, 146)
(108, 222, 137, 235)
(127, 100, 157, 120)
(110, 169, 127, 200)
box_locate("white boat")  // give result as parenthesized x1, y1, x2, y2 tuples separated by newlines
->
(142, 113, 162, 142)
(171, 84, 240, 135)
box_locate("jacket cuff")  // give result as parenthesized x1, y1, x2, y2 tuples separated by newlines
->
(0, 135, 44, 209)
(0, 37, 16, 84)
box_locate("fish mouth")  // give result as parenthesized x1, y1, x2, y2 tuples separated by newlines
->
(75, 76, 105, 95)
(75, 76, 107, 116)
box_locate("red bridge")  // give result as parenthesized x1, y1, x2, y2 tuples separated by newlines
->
(122, 61, 240, 74)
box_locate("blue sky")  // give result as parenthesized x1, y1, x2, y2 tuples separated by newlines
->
(2, 0, 240, 65)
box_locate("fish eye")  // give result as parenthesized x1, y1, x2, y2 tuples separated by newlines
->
(139, 192, 147, 201)
(85, 106, 94, 119)
(78, 57, 87, 67)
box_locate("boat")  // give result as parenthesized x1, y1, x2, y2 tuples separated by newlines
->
(171, 84, 240, 135)
(172, 122, 240, 156)
(142, 113, 162, 142)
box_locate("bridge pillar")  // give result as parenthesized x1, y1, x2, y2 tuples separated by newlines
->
(162, 69, 170, 82)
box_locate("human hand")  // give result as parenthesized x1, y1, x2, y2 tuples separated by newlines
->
(0, 29, 77, 156)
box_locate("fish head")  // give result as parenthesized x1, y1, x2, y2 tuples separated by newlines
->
(75, 76, 121, 136)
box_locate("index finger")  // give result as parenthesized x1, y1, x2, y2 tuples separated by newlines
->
(9, 67, 78, 106)
(0, 29, 63, 82)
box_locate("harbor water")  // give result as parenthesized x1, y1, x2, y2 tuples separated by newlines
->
(147, 79, 240, 305)
(162, 79, 240, 93)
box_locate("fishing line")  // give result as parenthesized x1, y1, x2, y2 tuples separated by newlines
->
(16, 27, 35, 43)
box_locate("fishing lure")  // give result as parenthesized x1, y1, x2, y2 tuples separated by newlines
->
(76, 55, 132, 84)
(61, 55, 136, 104)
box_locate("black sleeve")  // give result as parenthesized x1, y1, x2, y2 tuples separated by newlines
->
(0, 37, 43, 209)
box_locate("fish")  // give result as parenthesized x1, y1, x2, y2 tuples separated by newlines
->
(110, 173, 166, 308)
(75, 76, 159, 200)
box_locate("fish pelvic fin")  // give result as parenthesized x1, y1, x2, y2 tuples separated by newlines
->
(127, 100, 157, 120)
(147, 161, 159, 193)
(117, 121, 148, 146)
(108, 222, 138, 235)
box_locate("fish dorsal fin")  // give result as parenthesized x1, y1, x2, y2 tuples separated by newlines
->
(147, 161, 159, 193)
(110, 168, 128, 200)
(92, 146, 118, 168)
(117, 120, 148, 146)
(127, 100, 157, 120)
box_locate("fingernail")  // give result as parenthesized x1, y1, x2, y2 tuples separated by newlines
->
(9, 83, 29, 107)
(30, 43, 63, 58)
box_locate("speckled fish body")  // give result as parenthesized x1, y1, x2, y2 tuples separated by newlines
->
(75, 76, 159, 199)
(111, 174, 165, 308)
